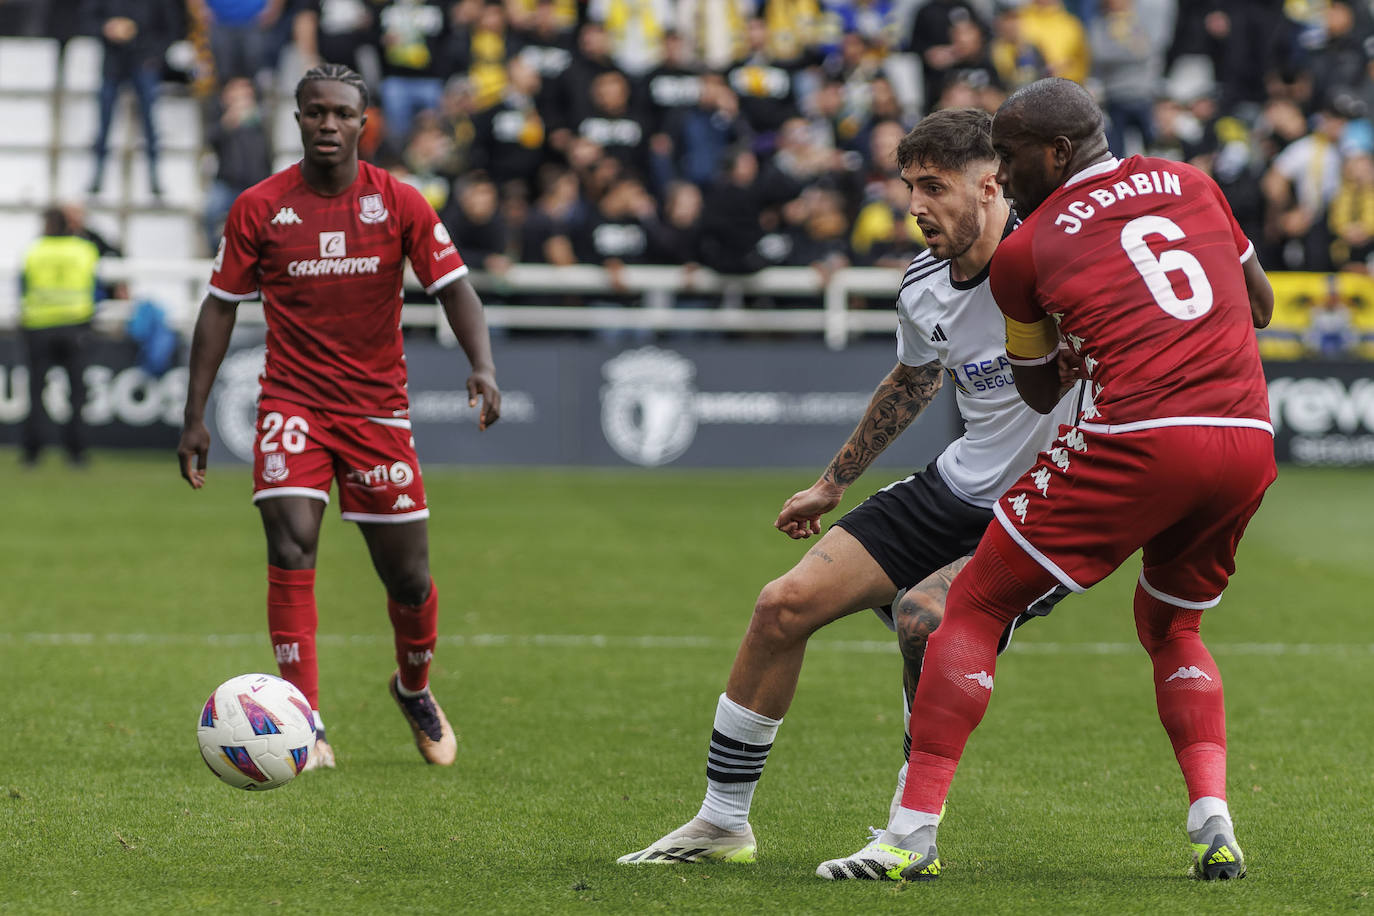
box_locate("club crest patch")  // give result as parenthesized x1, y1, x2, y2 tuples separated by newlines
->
(263, 452, 289, 482)
(359, 193, 388, 224)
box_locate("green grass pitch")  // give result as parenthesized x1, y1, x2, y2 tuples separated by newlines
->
(1, 455, 1371, 914)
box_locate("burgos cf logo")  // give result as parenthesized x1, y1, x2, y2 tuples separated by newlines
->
(600, 347, 697, 467)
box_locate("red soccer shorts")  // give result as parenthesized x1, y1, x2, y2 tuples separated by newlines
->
(991, 422, 1276, 607)
(251, 397, 429, 523)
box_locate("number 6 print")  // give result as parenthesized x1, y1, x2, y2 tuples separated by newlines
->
(1120, 215, 1214, 320)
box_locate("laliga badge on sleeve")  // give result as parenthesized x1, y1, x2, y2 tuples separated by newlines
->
(359, 193, 388, 224)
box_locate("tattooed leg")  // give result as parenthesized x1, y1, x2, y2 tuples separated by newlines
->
(897, 556, 971, 756)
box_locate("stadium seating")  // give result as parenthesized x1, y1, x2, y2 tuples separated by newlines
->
(0, 36, 58, 92)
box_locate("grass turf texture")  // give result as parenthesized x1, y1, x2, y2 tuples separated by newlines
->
(1, 455, 1371, 914)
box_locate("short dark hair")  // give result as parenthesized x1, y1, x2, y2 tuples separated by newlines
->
(895, 108, 996, 174)
(295, 62, 369, 111)
(998, 78, 1104, 143)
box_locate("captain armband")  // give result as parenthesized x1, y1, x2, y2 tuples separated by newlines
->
(1004, 315, 1060, 366)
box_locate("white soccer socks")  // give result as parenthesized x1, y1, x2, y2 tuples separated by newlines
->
(697, 693, 782, 832)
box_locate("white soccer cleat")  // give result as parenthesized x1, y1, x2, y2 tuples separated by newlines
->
(816, 830, 916, 881)
(616, 817, 757, 864)
(300, 736, 335, 771)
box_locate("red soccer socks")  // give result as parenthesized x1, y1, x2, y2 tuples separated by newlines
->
(387, 578, 439, 693)
(267, 565, 320, 708)
(1135, 584, 1228, 802)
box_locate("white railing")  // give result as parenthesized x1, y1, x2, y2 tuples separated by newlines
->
(0, 259, 907, 350)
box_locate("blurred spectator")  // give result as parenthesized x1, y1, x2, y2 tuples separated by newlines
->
(1308, 0, 1372, 114)
(292, 0, 385, 85)
(907, 0, 987, 106)
(1016, 0, 1090, 84)
(1091, 0, 1163, 156)
(785, 186, 850, 275)
(471, 56, 547, 197)
(376, 0, 453, 146)
(520, 166, 584, 264)
(575, 176, 660, 282)
(1171, 1, 1294, 115)
(850, 172, 924, 267)
(762, 0, 826, 66)
(577, 70, 649, 179)
(203, 76, 272, 252)
(728, 18, 799, 136)
(666, 73, 749, 187)
(505, 0, 577, 32)
(1305, 278, 1360, 356)
(587, 0, 672, 76)
(434, 75, 478, 174)
(857, 117, 903, 194)
(191, 0, 285, 83)
(87, 0, 184, 197)
(699, 148, 802, 273)
(989, 4, 1050, 91)
(59, 202, 127, 302)
(441, 172, 511, 273)
(675, 0, 751, 72)
(511, 0, 576, 119)
(645, 180, 704, 263)
(643, 30, 705, 138)
(1329, 151, 1374, 270)
(19, 208, 100, 467)
(924, 14, 1000, 107)
(559, 21, 618, 132)
(452, 0, 510, 110)
(398, 113, 459, 209)
(1263, 101, 1349, 269)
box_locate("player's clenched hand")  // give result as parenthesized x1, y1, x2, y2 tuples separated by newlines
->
(467, 370, 501, 431)
(774, 481, 845, 540)
(1056, 346, 1088, 396)
(177, 421, 211, 489)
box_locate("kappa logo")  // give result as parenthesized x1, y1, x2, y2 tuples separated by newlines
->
(274, 642, 301, 664)
(392, 494, 417, 511)
(1008, 492, 1030, 523)
(965, 670, 994, 690)
(406, 649, 433, 667)
(1165, 665, 1213, 682)
(271, 207, 302, 225)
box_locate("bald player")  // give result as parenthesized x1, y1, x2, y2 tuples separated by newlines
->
(824, 78, 1274, 882)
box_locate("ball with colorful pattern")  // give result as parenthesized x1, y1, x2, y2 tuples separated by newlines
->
(197, 673, 315, 790)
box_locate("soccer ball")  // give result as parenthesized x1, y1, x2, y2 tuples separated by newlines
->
(197, 673, 315, 790)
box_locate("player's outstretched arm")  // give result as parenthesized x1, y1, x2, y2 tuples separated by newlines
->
(437, 277, 501, 430)
(775, 360, 943, 539)
(177, 294, 239, 489)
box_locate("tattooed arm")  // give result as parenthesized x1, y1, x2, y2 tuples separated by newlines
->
(775, 359, 945, 539)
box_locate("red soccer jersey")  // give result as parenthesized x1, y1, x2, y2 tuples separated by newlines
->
(991, 156, 1271, 432)
(208, 160, 468, 416)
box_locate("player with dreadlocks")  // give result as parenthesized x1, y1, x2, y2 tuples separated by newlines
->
(178, 63, 502, 771)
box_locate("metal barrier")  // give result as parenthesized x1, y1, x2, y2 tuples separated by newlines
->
(0, 258, 907, 350)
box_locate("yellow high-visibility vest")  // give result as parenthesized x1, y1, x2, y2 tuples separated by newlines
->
(21, 235, 100, 330)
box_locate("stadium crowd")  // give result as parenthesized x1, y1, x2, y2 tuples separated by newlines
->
(8, 0, 1374, 281)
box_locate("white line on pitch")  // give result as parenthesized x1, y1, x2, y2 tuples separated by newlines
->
(0, 632, 1370, 656)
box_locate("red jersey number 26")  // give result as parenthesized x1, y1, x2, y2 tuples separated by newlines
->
(261, 412, 309, 454)
(1120, 216, 1214, 321)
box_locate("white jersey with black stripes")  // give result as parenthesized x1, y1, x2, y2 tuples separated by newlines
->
(895, 246, 1085, 508)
